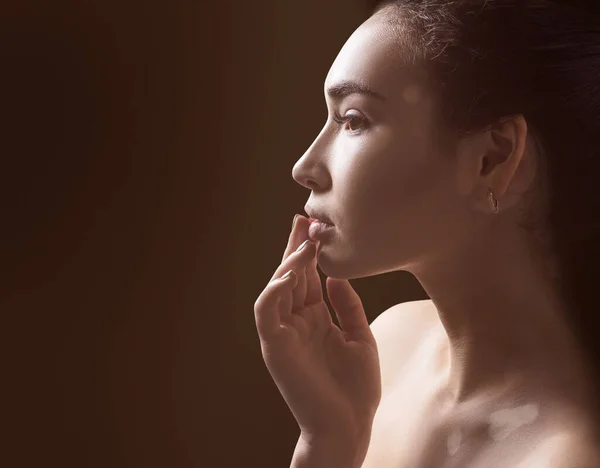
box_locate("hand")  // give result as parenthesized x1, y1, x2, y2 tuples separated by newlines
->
(254, 214, 382, 440)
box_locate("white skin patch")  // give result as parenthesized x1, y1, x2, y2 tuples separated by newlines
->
(488, 403, 540, 441)
(447, 426, 462, 456)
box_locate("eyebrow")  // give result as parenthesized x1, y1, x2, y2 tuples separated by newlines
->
(325, 80, 387, 102)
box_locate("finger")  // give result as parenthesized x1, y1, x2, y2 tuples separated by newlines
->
(254, 269, 297, 339)
(270, 236, 313, 284)
(305, 241, 323, 305)
(292, 264, 307, 312)
(281, 215, 309, 263)
(325, 277, 374, 344)
(290, 240, 315, 311)
(305, 245, 329, 329)
(278, 281, 294, 325)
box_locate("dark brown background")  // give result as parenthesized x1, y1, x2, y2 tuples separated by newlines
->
(1, 1, 426, 466)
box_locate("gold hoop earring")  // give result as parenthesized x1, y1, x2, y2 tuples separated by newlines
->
(488, 188, 499, 214)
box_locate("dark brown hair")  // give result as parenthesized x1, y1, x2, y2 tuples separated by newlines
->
(370, 0, 600, 418)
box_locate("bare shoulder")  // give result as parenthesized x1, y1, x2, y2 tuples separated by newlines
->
(369, 299, 439, 390)
(369, 299, 437, 347)
(516, 431, 600, 468)
(370, 299, 437, 330)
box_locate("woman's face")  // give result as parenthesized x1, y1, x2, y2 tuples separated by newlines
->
(292, 14, 475, 280)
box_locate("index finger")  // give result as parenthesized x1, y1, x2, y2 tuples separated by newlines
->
(281, 214, 309, 263)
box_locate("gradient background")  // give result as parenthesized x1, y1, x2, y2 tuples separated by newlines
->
(1, 1, 426, 466)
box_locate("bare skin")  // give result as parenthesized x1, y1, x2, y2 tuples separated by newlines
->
(291, 9, 600, 467)
(363, 300, 600, 467)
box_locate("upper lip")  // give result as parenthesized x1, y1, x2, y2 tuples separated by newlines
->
(304, 204, 334, 225)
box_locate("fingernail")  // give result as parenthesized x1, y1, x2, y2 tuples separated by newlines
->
(291, 214, 299, 231)
(296, 239, 310, 252)
(281, 270, 293, 280)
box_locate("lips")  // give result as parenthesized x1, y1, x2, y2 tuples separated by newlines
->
(304, 205, 334, 225)
(308, 217, 332, 227)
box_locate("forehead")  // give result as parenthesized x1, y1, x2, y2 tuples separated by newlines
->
(325, 16, 431, 108)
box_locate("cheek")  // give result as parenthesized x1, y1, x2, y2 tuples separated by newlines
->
(332, 130, 457, 234)
(351, 157, 431, 219)
(342, 160, 456, 249)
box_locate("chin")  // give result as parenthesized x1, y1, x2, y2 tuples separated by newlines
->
(316, 244, 402, 280)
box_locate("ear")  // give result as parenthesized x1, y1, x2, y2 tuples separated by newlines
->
(456, 114, 532, 214)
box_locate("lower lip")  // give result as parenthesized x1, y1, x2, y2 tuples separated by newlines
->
(308, 220, 334, 241)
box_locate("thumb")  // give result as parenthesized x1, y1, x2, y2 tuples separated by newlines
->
(326, 277, 374, 344)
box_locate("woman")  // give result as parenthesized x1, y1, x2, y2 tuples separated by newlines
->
(254, 1, 600, 467)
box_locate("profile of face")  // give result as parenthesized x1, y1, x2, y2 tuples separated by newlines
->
(292, 13, 491, 280)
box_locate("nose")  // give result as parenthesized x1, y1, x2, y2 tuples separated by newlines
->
(292, 160, 321, 191)
(292, 121, 332, 190)
(292, 146, 330, 191)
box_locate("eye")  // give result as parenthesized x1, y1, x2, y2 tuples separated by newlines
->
(332, 111, 367, 133)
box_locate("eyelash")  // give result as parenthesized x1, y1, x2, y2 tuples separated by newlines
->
(332, 111, 366, 133)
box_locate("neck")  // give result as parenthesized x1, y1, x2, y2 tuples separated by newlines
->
(409, 223, 597, 414)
